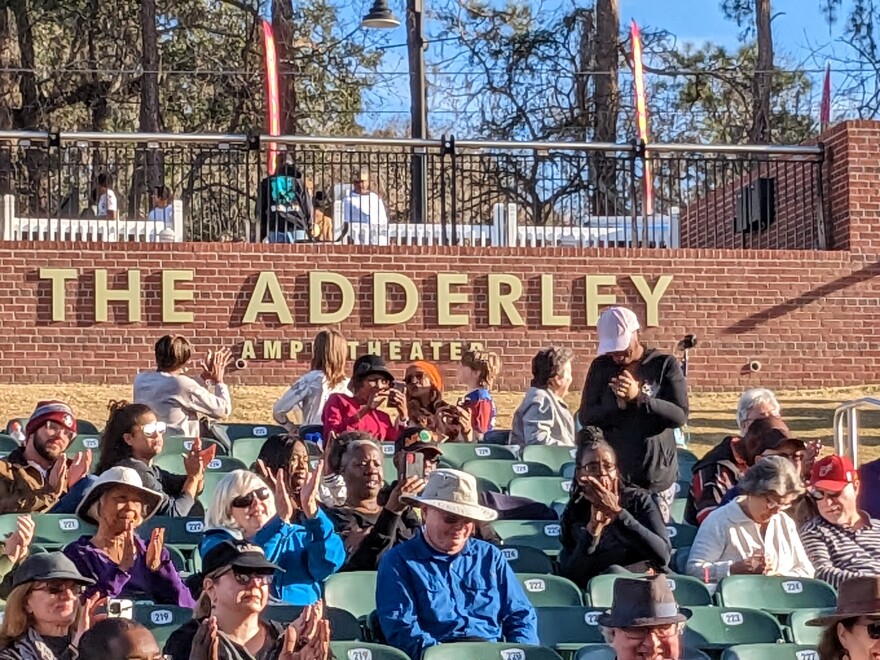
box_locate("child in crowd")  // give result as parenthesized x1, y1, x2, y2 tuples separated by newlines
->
(273, 329, 350, 429)
(458, 350, 501, 441)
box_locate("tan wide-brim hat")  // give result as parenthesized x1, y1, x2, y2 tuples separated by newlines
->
(76, 466, 164, 526)
(807, 576, 880, 626)
(401, 468, 498, 522)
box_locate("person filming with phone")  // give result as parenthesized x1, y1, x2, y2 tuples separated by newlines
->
(134, 335, 232, 439)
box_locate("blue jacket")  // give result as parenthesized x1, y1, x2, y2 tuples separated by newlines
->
(376, 532, 538, 659)
(199, 511, 345, 606)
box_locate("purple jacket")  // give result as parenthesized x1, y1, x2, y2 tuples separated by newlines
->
(63, 535, 195, 607)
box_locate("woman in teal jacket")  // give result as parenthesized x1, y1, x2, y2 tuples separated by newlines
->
(200, 436, 344, 605)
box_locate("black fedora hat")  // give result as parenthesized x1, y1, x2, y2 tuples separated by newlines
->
(350, 354, 394, 389)
(597, 576, 691, 628)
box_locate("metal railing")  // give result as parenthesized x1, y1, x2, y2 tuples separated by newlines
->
(833, 397, 880, 466)
(0, 131, 826, 248)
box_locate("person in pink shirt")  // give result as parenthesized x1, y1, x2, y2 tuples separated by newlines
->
(322, 355, 408, 442)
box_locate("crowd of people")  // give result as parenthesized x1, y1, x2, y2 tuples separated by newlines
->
(0, 305, 874, 660)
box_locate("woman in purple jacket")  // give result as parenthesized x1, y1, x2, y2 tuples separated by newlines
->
(62, 466, 195, 607)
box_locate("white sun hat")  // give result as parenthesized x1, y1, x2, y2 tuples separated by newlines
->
(401, 468, 498, 522)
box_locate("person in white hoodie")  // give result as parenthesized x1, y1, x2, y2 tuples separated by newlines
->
(510, 347, 575, 447)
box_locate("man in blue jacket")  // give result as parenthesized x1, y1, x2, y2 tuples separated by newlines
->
(376, 468, 538, 659)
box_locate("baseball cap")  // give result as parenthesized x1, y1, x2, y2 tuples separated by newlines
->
(202, 541, 282, 577)
(811, 455, 857, 491)
(394, 427, 443, 457)
(13, 552, 95, 589)
(743, 416, 805, 461)
(597, 307, 640, 356)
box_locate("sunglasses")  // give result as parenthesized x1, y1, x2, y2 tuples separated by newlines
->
(405, 372, 427, 384)
(231, 487, 271, 509)
(440, 511, 473, 525)
(141, 421, 167, 437)
(216, 568, 274, 586)
(810, 487, 848, 501)
(44, 420, 74, 440)
(859, 621, 880, 640)
(32, 581, 85, 596)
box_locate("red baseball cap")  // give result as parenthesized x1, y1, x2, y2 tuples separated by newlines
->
(811, 455, 857, 491)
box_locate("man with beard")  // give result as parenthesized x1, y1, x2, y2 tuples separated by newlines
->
(0, 400, 93, 513)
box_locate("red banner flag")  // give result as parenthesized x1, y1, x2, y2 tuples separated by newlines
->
(262, 19, 281, 175)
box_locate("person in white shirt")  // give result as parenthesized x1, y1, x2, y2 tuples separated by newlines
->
(686, 455, 814, 582)
(148, 185, 174, 227)
(96, 172, 118, 219)
(510, 347, 575, 447)
(133, 335, 232, 438)
(342, 168, 389, 246)
(273, 329, 350, 429)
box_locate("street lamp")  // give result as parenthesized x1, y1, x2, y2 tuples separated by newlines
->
(363, 0, 428, 226)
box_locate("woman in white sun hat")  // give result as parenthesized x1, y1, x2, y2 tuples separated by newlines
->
(376, 468, 538, 659)
(62, 466, 195, 607)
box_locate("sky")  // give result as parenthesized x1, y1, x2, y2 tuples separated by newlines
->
(356, 0, 853, 133)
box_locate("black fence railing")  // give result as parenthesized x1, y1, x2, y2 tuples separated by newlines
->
(0, 132, 827, 249)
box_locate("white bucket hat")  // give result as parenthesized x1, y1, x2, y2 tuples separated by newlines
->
(76, 466, 164, 526)
(597, 306, 640, 356)
(401, 468, 498, 522)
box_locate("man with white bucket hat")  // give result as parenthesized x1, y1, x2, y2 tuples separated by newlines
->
(376, 468, 538, 659)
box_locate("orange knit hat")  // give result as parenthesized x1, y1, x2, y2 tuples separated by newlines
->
(407, 361, 444, 390)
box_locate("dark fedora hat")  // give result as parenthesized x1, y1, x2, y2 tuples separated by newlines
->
(597, 576, 691, 628)
(350, 354, 394, 389)
(807, 577, 880, 626)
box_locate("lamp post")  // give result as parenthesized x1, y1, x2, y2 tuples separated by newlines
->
(363, 0, 428, 225)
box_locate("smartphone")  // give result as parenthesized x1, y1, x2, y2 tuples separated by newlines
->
(107, 598, 134, 620)
(402, 452, 426, 481)
(392, 381, 406, 394)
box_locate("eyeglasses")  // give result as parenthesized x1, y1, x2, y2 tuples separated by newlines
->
(140, 421, 167, 437)
(405, 372, 427, 384)
(31, 581, 85, 596)
(231, 487, 271, 509)
(44, 420, 74, 440)
(621, 624, 680, 641)
(763, 495, 792, 511)
(578, 462, 618, 477)
(215, 568, 274, 586)
(761, 449, 806, 463)
(809, 487, 848, 501)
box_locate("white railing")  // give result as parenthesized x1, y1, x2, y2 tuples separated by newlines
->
(1, 194, 184, 242)
(832, 397, 880, 465)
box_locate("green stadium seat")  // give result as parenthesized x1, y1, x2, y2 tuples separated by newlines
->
(666, 523, 698, 550)
(165, 545, 188, 573)
(721, 644, 819, 660)
(522, 446, 579, 475)
(439, 444, 518, 468)
(482, 430, 512, 445)
(324, 572, 378, 619)
(68, 435, 101, 454)
(716, 576, 837, 616)
(137, 517, 206, 552)
(684, 606, 785, 651)
(264, 606, 362, 640)
(508, 477, 573, 506)
(0, 513, 95, 549)
(214, 422, 286, 442)
(516, 573, 583, 607)
(201, 471, 231, 507)
(670, 498, 687, 524)
(495, 521, 563, 556)
(586, 573, 712, 608)
(76, 420, 101, 435)
(673, 479, 691, 498)
(422, 643, 563, 660)
(0, 435, 20, 453)
(678, 448, 699, 474)
(154, 436, 226, 459)
(132, 604, 193, 648)
(788, 608, 834, 646)
(329, 641, 410, 660)
(153, 453, 246, 475)
(5, 418, 27, 434)
(535, 606, 605, 650)
(561, 462, 576, 480)
(500, 545, 554, 574)
(476, 477, 502, 493)
(462, 460, 555, 491)
(551, 500, 567, 518)
(230, 438, 268, 467)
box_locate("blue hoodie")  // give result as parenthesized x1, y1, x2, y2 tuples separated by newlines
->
(199, 510, 345, 606)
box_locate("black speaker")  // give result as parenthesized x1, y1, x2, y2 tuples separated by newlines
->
(734, 177, 776, 233)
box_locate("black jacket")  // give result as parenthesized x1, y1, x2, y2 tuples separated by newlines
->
(558, 485, 671, 588)
(577, 348, 688, 492)
(164, 618, 286, 660)
(324, 501, 421, 572)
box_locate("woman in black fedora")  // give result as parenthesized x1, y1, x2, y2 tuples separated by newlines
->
(809, 576, 880, 660)
(322, 354, 408, 442)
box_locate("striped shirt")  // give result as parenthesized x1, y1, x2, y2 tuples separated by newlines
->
(800, 513, 880, 589)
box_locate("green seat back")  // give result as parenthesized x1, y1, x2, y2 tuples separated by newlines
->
(508, 476, 573, 505)
(521, 446, 579, 475)
(684, 606, 785, 650)
(200, 471, 231, 508)
(153, 454, 246, 475)
(482, 430, 512, 445)
(674, 479, 691, 498)
(535, 606, 605, 648)
(138, 517, 205, 552)
(132, 604, 193, 648)
(422, 643, 563, 660)
(500, 545, 554, 574)
(230, 438, 269, 468)
(69, 435, 102, 455)
(587, 573, 712, 608)
(678, 448, 699, 475)
(264, 606, 361, 640)
(0, 514, 95, 549)
(721, 644, 819, 660)
(217, 423, 286, 442)
(462, 460, 555, 491)
(667, 523, 698, 550)
(717, 576, 837, 614)
(494, 521, 563, 556)
(0, 435, 20, 453)
(516, 573, 583, 607)
(329, 641, 410, 660)
(561, 462, 576, 480)
(324, 572, 378, 619)
(5, 418, 27, 435)
(789, 608, 834, 646)
(439, 444, 517, 468)
(670, 498, 688, 523)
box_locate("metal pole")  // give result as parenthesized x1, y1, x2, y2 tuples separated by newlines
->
(407, 0, 427, 224)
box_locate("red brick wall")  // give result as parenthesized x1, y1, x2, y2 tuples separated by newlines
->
(1, 241, 878, 392)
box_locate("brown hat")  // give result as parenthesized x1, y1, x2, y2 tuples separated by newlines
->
(597, 576, 690, 629)
(743, 416, 805, 464)
(807, 577, 880, 626)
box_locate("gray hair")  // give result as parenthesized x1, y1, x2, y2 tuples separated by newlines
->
(340, 439, 384, 472)
(736, 388, 781, 433)
(739, 455, 804, 498)
(204, 469, 276, 532)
